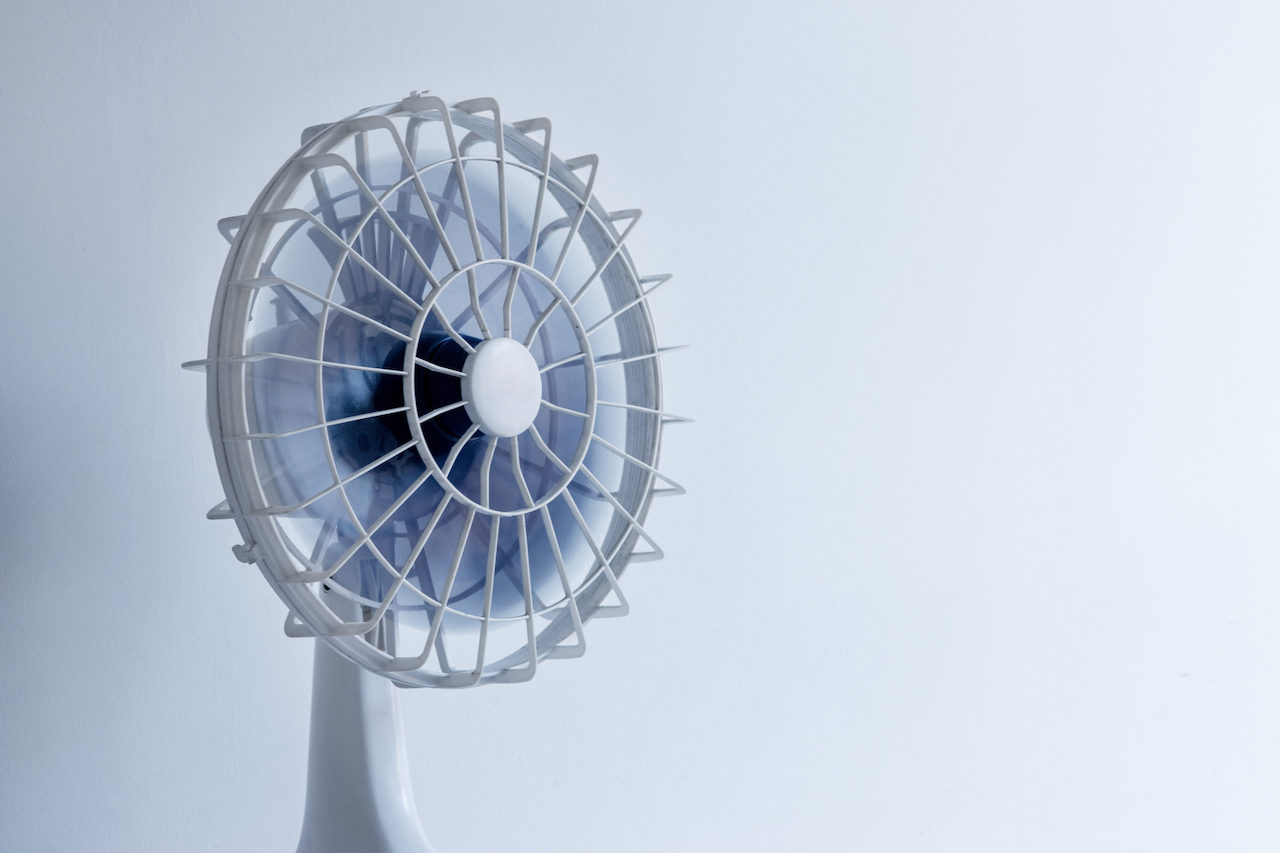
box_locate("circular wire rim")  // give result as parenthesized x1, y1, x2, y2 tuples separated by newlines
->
(205, 100, 666, 686)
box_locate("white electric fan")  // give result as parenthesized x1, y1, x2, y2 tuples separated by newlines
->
(185, 91, 685, 852)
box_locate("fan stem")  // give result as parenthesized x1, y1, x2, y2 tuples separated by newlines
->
(296, 639, 435, 853)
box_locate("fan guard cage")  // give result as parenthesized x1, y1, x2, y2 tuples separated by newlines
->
(197, 94, 684, 688)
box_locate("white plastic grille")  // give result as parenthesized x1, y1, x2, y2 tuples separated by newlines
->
(191, 94, 685, 687)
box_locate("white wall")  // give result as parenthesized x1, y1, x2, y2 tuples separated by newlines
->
(2, 1, 1279, 850)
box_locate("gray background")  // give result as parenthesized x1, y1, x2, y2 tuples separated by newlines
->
(2, 1, 1279, 850)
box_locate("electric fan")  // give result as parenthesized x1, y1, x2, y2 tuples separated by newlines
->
(184, 91, 685, 852)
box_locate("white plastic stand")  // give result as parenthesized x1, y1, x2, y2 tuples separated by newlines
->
(296, 639, 435, 853)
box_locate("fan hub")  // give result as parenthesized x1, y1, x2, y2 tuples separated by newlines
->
(461, 337, 543, 438)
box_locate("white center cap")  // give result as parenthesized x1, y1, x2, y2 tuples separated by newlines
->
(460, 337, 543, 437)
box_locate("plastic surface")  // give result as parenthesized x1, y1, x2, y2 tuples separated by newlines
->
(297, 637, 434, 853)
(460, 337, 543, 437)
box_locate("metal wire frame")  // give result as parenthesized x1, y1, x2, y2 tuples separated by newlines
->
(196, 94, 687, 687)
